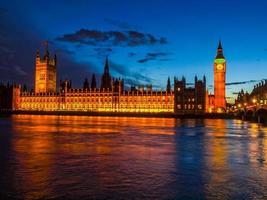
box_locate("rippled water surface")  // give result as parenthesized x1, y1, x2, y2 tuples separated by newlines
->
(1, 115, 267, 199)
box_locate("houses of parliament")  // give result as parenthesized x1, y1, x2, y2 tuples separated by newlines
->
(0, 41, 227, 114)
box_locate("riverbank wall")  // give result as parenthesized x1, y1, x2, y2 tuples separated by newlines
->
(0, 110, 238, 119)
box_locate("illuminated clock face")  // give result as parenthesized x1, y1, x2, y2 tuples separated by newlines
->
(217, 64, 223, 70)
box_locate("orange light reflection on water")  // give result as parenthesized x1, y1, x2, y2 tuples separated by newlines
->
(5, 115, 267, 199)
(10, 115, 177, 199)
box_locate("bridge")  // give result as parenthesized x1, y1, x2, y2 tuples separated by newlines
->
(239, 104, 267, 123)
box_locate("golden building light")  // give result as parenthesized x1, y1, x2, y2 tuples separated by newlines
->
(7, 43, 211, 115)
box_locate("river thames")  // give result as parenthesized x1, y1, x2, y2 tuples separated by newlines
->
(0, 115, 267, 199)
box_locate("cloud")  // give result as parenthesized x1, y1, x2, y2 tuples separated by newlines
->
(207, 80, 266, 92)
(128, 52, 137, 57)
(54, 48, 75, 55)
(110, 61, 153, 82)
(0, 45, 15, 66)
(159, 58, 171, 61)
(123, 78, 141, 86)
(0, 45, 14, 54)
(108, 60, 153, 87)
(123, 77, 161, 89)
(137, 52, 171, 63)
(147, 52, 169, 57)
(94, 47, 113, 58)
(0, 63, 27, 77)
(0, 10, 102, 88)
(226, 79, 265, 86)
(109, 61, 128, 75)
(56, 29, 168, 47)
(132, 72, 153, 83)
(138, 58, 150, 63)
(14, 65, 27, 76)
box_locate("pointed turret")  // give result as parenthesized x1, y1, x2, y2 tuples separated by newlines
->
(182, 76, 186, 84)
(36, 50, 40, 63)
(104, 56, 109, 74)
(101, 56, 112, 89)
(45, 49, 49, 57)
(218, 40, 222, 50)
(166, 77, 171, 93)
(83, 77, 90, 90)
(36, 50, 40, 58)
(91, 73, 97, 89)
(216, 40, 225, 59)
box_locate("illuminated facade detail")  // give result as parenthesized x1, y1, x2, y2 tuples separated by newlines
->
(35, 44, 57, 93)
(16, 55, 175, 113)
(5, 45, 213, 114)
(234, 81, 267, 122)
(214, 40, 226, 112)
(235, 80, 267, 107)
(174, 76, 206, 114)
(206, 93, 215, 113)
(18, 88, 174, 113)
(91, 74, 97, 89)
(206, 40, 227, 113)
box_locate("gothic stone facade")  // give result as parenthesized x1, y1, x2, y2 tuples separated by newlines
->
(11, 47, 207, 114)
(236, 80, 267, 106)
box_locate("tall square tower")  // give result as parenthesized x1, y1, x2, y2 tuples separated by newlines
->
(35, 46, 57, 93)
(214, 40, 226, 112)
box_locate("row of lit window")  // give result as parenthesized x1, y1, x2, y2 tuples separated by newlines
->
(22, 97, 173, 102)
(57, 97, 172, 103)
(22, 99, 173, 106)
(21, 103, 173, 109)
(66, 93, 113, 97)
(120, 97, 173, 101)
(177, 104, 203, 110)
(22, 98, 59, 103)
(176, 97, 195, 102)
(21, 104, 58, 109)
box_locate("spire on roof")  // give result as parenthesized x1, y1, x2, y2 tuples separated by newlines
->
(104, 55, 109, 73)
(101, 56, 112, 89)
(216, 40, 225, 59)
(218, 39, 222, 50)
(166, 77, 171, 92)
(91, 73, 96, 89)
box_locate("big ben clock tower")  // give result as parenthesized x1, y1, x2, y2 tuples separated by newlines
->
(214, 40, 226, 112)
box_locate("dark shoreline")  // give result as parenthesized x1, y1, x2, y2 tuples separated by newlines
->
(0, 110, 238, 119)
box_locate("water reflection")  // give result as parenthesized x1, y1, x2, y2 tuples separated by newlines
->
(0, 115, 266, 199)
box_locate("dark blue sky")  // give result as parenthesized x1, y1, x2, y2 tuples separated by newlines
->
(1, 0, 267, 102)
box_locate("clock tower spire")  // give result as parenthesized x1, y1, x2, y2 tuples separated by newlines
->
(216, 40, 224, 59)
(214, 40, 226, 112)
